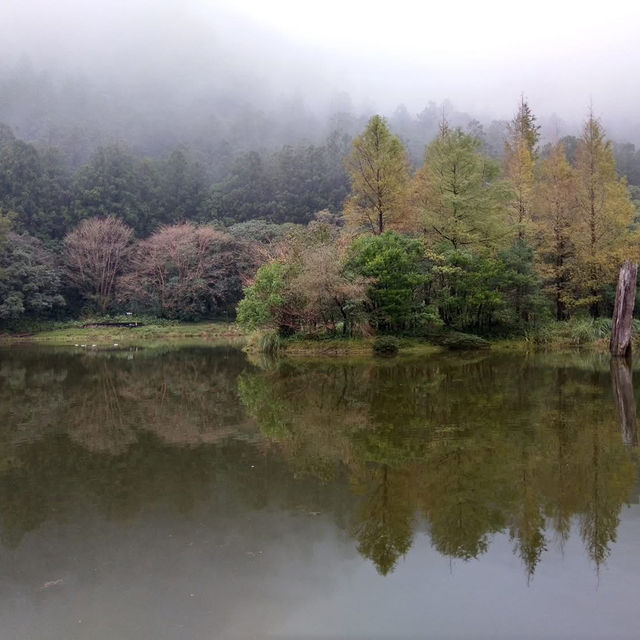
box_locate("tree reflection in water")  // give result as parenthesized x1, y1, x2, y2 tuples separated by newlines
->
(0, 346, 636, 581)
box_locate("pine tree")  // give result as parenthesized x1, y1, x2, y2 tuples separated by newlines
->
(344, 115, 411, 235)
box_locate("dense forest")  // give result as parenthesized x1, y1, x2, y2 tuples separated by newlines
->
(1, 90, 639, 336)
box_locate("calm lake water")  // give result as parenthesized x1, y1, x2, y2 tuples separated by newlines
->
(1, 344, 640, 639)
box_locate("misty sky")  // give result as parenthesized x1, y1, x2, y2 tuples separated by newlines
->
(5, 0, 640, 135)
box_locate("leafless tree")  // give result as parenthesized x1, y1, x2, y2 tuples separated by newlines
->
(63, 216, 134, 311)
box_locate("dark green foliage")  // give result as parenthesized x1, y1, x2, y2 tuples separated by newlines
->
(496, 241, 548, 327)
(432, 242, 545, 335)
(226, 220, 301, 244)
(36, 148, 74, 240)
(73, 145, 215, 236)
(0, 232, 65, 325)
(156, 150, 210, 224)
(0, 134, 75, 241)
(0, 136, 46, 238)
(613, 141, 640, 186)
(347, 232, 434, 333)
(216, 152, 275, 223)
(73, 145, 160, 236)
(441, 332, 490, 350)
(0, 123, 348, 245)
(216, 140, 349, 225)
(373, 335, 400, 355)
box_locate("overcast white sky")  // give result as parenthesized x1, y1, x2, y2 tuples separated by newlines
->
(5, 0, 640, 129)
(210, 0, 635, 58)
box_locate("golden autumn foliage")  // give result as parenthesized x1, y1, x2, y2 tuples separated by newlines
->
(534, 142, 580, 319)
(504, 97, 539, 240)
(344, 115, 412, 235)
(573, 114, 637, 315)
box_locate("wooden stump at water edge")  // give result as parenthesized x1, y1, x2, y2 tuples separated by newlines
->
(610, 261, 638, 358)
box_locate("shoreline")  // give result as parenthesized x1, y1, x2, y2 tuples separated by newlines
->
(0, 321, 247, 349)
(0, 320, 613, 356)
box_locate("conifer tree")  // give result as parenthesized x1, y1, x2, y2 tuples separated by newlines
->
(414, 125, 511, 250)
(535, 142, 578, 320)
(344, 115, 411, 235)
(574, 112, 636, 316)
(508, 96, 540, 158)
(504, 97, 539, 239)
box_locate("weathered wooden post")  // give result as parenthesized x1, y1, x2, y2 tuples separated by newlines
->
(610, 260, 638, 358)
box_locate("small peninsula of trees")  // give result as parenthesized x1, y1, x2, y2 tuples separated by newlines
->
(0, 99, 637, 336)
(238, 106, 637, 338)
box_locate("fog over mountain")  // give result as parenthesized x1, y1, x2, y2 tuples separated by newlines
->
(3, 0, 640, 156)
(2, 0, 640, 337)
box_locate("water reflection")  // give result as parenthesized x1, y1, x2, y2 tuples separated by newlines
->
(611, 358, 638, 448)
(239, 354, 638, 578)
(0, 346, 637, 583)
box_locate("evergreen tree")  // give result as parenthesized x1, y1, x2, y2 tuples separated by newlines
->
(0, 231, 65, 324)
(507, 96, 540, 158)
(346, 232, 431, 332)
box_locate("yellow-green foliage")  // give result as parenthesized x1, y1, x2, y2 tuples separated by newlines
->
(344, 115, 411, 235)
(414, 126, 512, 251)
(573, 114, 637, 312)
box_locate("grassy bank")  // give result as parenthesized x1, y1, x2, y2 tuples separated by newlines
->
(245, 319, 624, 358)
(0, 316, 628, 356)
(0, 316, 247, 348)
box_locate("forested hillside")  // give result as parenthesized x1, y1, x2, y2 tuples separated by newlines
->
(0, 92, 638, 335)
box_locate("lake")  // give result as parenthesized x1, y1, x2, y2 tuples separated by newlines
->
(1, 344, 639, 639)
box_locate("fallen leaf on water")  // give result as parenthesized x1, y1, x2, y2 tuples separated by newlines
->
(40, 579, 64, 590)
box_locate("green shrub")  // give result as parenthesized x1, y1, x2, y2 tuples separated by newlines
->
(236, 262, 285, 329)
(441, 332, 490, 351)
(347, 232, 429, 333)
(373, 335, 400, 356)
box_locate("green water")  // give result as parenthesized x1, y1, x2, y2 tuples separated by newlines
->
(1, 345, 639, 639)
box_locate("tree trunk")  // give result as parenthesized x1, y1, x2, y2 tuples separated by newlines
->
(611, 358, 638, 448)
(610, 261, 637, 358)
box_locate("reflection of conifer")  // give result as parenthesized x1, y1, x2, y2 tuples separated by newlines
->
(509, 474, 546, 584)
(2, 348, 638, 584)
(352, 465, 413, 576)
(579, 424, 618, 572)
(548, 369, 573, 552)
